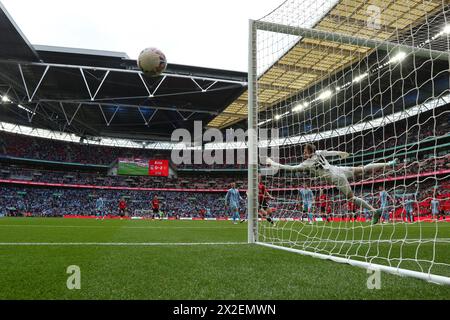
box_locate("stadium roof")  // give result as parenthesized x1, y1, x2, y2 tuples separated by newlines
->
(0, 1, 39, 61)
(208, 0, 447, 129)
(0, 0, 448, 150)
(0, 2, 247, 141)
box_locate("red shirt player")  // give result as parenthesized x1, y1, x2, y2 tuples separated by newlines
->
(152, 195, 160, 214)
(318, 191, 329, 214)
(347, 200, 358, 221)
(258, 181, 268, 212)
(318, 190, 332, 222)
(258, 175, 274, 224)
(118, 198, 127, 217)
(347, 201, 355, 212)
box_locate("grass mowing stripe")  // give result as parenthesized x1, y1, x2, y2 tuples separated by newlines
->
(0, 218, 449, 299)
(0, 242, 248, 246)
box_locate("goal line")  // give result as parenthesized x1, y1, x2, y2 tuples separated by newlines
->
(257, 242, 450, 286)
(0, 242, 248, 246)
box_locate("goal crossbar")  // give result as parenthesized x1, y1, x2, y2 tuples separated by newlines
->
(254, 20, 450, 61)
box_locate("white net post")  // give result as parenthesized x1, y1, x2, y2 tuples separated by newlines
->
(249, 0, 450, 285)
(248, 19, 258, 244)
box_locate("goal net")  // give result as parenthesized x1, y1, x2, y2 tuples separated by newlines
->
(248, 0, 450, 285)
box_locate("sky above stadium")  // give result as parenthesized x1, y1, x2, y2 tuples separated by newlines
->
(2, 0, 284, 72)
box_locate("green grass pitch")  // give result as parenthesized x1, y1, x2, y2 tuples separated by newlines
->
(0, 218, 449, 300)
(117, 162, 148, 176)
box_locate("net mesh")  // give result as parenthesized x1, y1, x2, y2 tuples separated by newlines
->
(254, 0, 450, 279)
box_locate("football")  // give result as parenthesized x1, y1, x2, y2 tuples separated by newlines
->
(137, 47, 167, 77)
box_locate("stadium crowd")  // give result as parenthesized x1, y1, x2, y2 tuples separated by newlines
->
(1, 178, 448, 220)
(0, 150, 448, 191)
(0, 165, 246, 189)
(0, 131, 170, 165)
(0, 110, 448, 220)
(265, 179, 450, 221)
(0, 187, 227, 218)
(1, 113, 448, 167)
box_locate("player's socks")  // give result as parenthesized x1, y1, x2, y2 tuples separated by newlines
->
(372, 209, 382, 225)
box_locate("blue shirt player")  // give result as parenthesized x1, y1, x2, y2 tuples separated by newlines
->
(404, 196, 415, 223)
(96, 196, 105, 220)
(378, 186, 392, 223)
(225, 183, 243, 224)
(363, 196, 372, 221)
(300, 187, 315, 224)
(431, 198, 440, 219)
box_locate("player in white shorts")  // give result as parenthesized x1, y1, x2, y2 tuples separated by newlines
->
(266, 144, 396, 225)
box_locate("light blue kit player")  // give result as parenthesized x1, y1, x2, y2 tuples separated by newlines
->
(404, 196, 415, 223)
(225, 183, 244, 224)
(378, 186, 393, 223)
(299, 187, 315, 224)
(431, 198, 440, 219)
(96, 196, 105, 220)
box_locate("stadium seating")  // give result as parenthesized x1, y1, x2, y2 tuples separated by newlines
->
(0, 113, 448, 218)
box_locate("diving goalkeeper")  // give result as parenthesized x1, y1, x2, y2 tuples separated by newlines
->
(265, 144, 396, 225)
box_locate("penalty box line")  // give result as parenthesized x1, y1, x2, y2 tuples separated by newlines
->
(0, 242, 248, 246)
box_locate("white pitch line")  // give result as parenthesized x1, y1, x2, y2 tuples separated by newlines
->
(0, 242, 248, 246)
(263, 238, 450, 244)
(0, 224, 246, 230)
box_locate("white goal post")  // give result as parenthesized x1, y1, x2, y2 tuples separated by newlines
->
(247, 1, 450, 286)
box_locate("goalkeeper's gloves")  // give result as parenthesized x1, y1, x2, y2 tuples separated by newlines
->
(389, 159, 399, 166)
(340, 152, 350, 159)
(265, 158, 275, 166)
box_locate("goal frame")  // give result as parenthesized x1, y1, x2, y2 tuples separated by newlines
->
(247, 19, 450, 286)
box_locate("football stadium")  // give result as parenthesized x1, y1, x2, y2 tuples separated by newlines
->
(0, 0, 449, 306)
